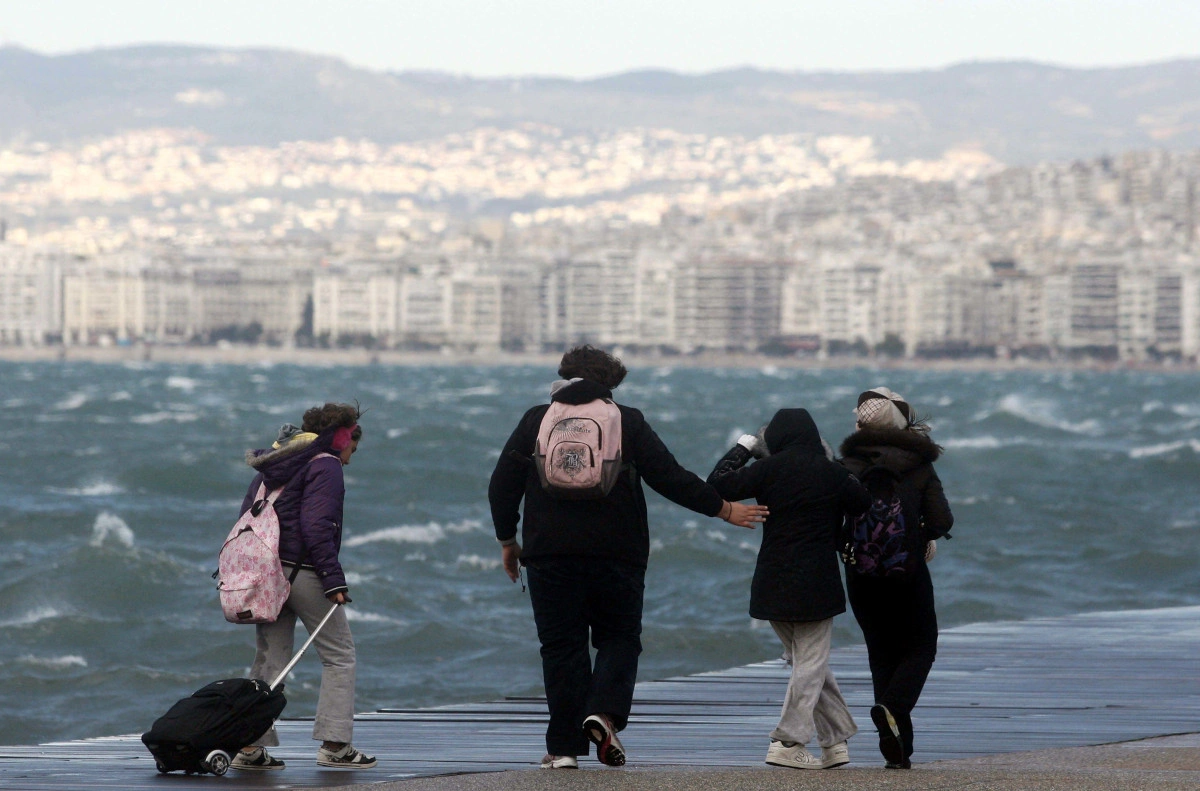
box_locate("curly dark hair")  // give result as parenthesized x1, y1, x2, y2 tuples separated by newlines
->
(557, 345, 627, 389)
(302, 402, 363, 439)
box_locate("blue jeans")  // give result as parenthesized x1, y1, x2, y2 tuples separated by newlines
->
(525, 556, 645, 757)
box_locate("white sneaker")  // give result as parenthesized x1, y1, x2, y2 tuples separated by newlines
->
(540, 754, 579, 769)
(821, 741, 850, 768)
(315, 743, 376, 769)
(765, 740, 823, 770)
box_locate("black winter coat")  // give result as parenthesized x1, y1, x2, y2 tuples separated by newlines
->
(708, 409, 871, 622)
(489, 379, 725, 569)
(838, 427, 954, 568)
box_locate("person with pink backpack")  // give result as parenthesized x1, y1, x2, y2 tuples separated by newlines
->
(489, 346, 767, 770)
(229, 402, 376, 772)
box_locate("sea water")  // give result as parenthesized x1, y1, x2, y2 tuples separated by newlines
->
(2, 360, 1199, 746)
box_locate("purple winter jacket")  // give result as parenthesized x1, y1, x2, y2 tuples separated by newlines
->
(240, 430, 349, 596)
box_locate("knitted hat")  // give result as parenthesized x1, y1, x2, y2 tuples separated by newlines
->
(854, 387, 913, 430)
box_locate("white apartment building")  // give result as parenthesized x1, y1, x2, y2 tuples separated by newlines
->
(313, 267, 398, 343)
(0, 247, 60, 345)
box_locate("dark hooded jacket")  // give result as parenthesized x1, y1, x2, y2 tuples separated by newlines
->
(707, 409, 871, 622)
(240, 430, 348, 596)
(488, 379, 725, 569)
(838, 426, 954, 561)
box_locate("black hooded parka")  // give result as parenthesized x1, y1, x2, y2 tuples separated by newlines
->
(707, 408, 870, 622)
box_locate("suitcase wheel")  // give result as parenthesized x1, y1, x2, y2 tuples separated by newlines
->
(154, 759, 168, 774)
(202, 750, 231, 776)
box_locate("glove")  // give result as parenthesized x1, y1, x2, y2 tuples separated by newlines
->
(737, 431, 769, 459)
(925, 540, 937, 563)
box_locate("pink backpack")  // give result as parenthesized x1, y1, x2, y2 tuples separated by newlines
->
(217, 453, 334, 624)
(534, 399, 623, 499)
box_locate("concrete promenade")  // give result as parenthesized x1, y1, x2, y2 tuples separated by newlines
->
(2, 606, 1198, 790)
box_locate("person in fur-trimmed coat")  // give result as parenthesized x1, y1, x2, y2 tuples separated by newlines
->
(232, 402, 376, 772)
(838, 387, 954, 770)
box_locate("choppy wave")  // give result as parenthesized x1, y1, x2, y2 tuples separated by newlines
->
(89, 512, 135, 548)
(346, 520, 482, 547)
(5, 361, 1200, 748)
(1129, 439, 1200, 458)
(18, 655, 88, 669)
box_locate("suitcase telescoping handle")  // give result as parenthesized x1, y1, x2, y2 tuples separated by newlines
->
(268, 603, 341, 692)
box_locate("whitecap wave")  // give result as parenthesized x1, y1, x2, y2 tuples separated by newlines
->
(386, 428, 409, 439)
(1128, 439, 1200, 459)
(344, 610, 405, 625)
(456, 554, 502, 571)
(108, 391, 133, 402)
(90, 512, 135, 548)
(54, 392, 88, 410)
(18, 655, 87, 669)
(166, 376, 199, 392)
(943, 436, 1007, 449)
(47, 481, 124, 496)
(131, 411, 200, 424)
(345, 519, 480, 547)
(991, 393, 1100, 435)
(0, 606, 64, 628)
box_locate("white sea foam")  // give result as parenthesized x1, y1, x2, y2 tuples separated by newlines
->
(456, 554, 502, 571)
(386, 428, 409, 439)
(18, 654, 87, 669)
(943, 436, 1007, 449)
(345, 519, 480, 547)
(108, 391, 133, 402)
(993, 393, 1100, 435)
(48, 481, 123, 496)
(90, 512, 135, 548)
(166, 376, 199, 392)
(0, 606, 64, 628)
(54, 392, 88, 410)
(131, 411, 200, 424)
(4, 398, 25, 408)
(706, 530, 729, 543)
(344, 610, 405, 625)
(1128, 439, 1200, 459)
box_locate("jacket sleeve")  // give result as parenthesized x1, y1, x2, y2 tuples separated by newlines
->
(920, 465, 955, 539)
(299, 456, 348, 595)
(631, 414, 724, 516)
(240, 473, 265, 517)
(706, 445, 769, 502)
(489, 410, 537, 543)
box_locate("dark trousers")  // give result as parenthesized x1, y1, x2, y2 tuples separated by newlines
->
(846, 562, 938, 760)
(525, 556, 645, 757)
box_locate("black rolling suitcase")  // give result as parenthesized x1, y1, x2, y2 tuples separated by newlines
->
(142, 604, 339, 775)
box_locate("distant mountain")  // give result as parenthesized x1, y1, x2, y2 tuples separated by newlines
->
(3, 45, 1200, 164)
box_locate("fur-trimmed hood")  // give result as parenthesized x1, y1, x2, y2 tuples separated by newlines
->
(839, 426, 942, 475)
(245, 429, 339, 489)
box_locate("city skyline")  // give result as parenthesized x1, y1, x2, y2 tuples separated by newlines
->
(3, 1, 1200, 78)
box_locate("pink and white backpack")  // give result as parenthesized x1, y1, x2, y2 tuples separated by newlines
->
(534, 399, 623, 499)
(217, 453, 334, 624)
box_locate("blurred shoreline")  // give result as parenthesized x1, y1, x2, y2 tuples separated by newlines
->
(0, 343, 1195, 373)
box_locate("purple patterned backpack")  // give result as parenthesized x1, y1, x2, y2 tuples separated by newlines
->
(841, 466, 918, 577)
(217, 453, 334, 623)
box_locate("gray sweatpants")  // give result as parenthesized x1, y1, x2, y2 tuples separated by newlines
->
(769, 618, 858, 747)
(249, 569, 357, 746)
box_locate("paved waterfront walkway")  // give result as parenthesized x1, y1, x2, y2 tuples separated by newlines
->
(2, 606, 1199, 790)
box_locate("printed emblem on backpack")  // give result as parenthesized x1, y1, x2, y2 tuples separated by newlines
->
(535, 399, 623, 499)
(841, 467, 918, 577)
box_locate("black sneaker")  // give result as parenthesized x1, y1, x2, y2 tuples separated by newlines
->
(230, 747, 285, 771)
(316, 743, 377, 769)
(870, 704, 905, 766)
(583, 713, 626, 767)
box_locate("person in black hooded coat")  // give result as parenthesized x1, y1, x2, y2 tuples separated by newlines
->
(489, 346, 767, 770)
(838, 387, 954, 770)
(707, 408, 870, 770)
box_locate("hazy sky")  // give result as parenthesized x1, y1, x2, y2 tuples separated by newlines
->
(2, 0, 1198, 77)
